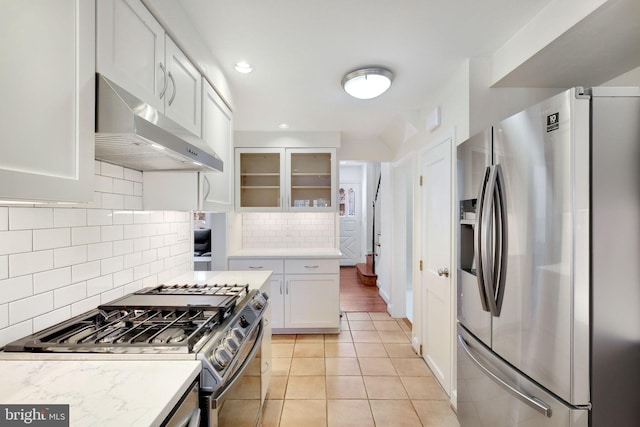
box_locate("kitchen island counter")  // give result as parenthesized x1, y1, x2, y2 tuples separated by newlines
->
(0, 360, 200, 427)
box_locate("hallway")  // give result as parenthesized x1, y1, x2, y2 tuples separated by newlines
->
(339, 266, 387, 313)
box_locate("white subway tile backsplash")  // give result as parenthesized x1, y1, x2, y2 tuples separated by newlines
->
(54, 208, 86, 228)
(54, 246, 87, 268)
(0, 230, 32, 255)
(0, 304, 7, 328)
(33, 267, 71, 294)
(87, 275, 113, 297)
(0, 164, 192, 347)
(113, 269, 134, 288)
(101, 256, 124, 275)
(33, 306, 72, 332)
(134, 264, 150, 281)
(0, 321, 32, 348)
(124, 252, 143, 269)
(71, 295, 100, 317)
(100, 287, 125, 304)
(112, 210, 133, 225)
(113, 178, 134, 195)
(124, 168, 142, 183)
(33, 228, 69, 251)
(241, 212, 336, 248)
(113, 239, 133, 256)
(54, 282, 86, 308)
(9, 292, 53, 324)
(123, 224, 143, 239)
(101, 225, 124, 242)
(10, 250, 54, 277)
(0, 256, 7, 280)
(71, 226, 101, 246)
(124, 195, 143, 210)
(71, 261, 101, 283)
(9, 207, 54, 230)
(101, 193, 125, 210)
(95, 174, 114, 193)
(88, 242, 113, 261)
(133, 182, 143, 197)
(100, 162, 124, 179)
(0, 208, 8, 230)
(133, 211, 150, 224)
(87, 209, 113, 226)
(133, 238, 151, 253)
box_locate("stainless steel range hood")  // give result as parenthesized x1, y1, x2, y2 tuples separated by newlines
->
(95, 74, 223, 172)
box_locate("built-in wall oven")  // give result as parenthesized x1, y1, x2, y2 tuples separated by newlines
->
(1, 282, 269, 427)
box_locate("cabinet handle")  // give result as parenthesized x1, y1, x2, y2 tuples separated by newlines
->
(168, 71, 176, 105)
(286, 281, 289, 295)
(203, 175, 211, 202)
(304, 265, 319, 269)
(159, 63, 168, 99)
(279, 281, 283, 295)
(248, 266, 264, 270)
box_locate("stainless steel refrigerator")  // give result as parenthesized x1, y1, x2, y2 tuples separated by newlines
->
(456, 87, 640, 427)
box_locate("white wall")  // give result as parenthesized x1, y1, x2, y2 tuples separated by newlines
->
(0, 162, 192, 348)
(235, 131, 340, 148)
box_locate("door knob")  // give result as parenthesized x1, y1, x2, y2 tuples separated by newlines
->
(437, 268, 449, 277)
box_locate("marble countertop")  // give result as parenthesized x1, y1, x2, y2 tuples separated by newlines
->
(0, 360, 200, 427)
(166, 270, 272, 290)
(228, 248, 342, 258)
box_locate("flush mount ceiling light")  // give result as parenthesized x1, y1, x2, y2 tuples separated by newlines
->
(341, 67, 393, 99)
(233, 61, 253, 73)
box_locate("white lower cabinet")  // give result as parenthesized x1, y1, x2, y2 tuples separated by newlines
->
(229, 257, 340, 332)
(285, 274, 339, 329)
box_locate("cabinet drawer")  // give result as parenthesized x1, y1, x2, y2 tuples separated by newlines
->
(285, 258, 339, 274)
(228, 258, 284, 274)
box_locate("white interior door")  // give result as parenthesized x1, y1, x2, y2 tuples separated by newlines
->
(339, 183, 362, 266)
(421, 138, 453, 396)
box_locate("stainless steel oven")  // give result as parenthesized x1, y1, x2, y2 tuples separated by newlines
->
(201, 316, 265, 427)
(1, 282, 269, 427)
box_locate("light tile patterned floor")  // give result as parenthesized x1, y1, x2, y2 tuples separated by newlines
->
(263, 312, 460, 427)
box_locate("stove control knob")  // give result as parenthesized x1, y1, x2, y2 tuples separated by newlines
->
(230, 327, 245, 341)
(211, 346, 233, 370)
(239, 316, 250, 328)
(223, 335, 240, 354)
(251, 293, 266, 310)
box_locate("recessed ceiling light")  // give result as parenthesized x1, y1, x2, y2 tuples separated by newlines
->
(278, 123, 290, 129)
(341, 67, 393, 99)
(233, 61, 253, 73)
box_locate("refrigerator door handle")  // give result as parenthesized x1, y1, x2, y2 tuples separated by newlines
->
(474, 166, 491, 312)
(458, 334, 553, 417)
(492, 164, 508, 316)
(482, 164, 508, 317)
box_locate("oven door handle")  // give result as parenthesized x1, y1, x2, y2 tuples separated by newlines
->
(212, 321, 265, 406)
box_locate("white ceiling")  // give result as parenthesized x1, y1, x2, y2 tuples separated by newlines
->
(178, 0, 554, 142)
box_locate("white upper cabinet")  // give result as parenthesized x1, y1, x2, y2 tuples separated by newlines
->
(0, 0, 95, 202)
(96, 0, 164, 111)
(201, 80, 233, 210)
(97, 0, 201, 136)
(236, 148, 337, 212)
(164, 38, 201, 136)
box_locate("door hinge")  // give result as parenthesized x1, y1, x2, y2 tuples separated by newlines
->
(418, 344, 423, 355)
(419, 175, 423, 186)
(419, 260, 423, 271)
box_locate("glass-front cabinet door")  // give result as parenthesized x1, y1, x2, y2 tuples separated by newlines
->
(236, 148, 285, 211)
(286, 148, 336, 211)
(235, 147, 336, 211)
